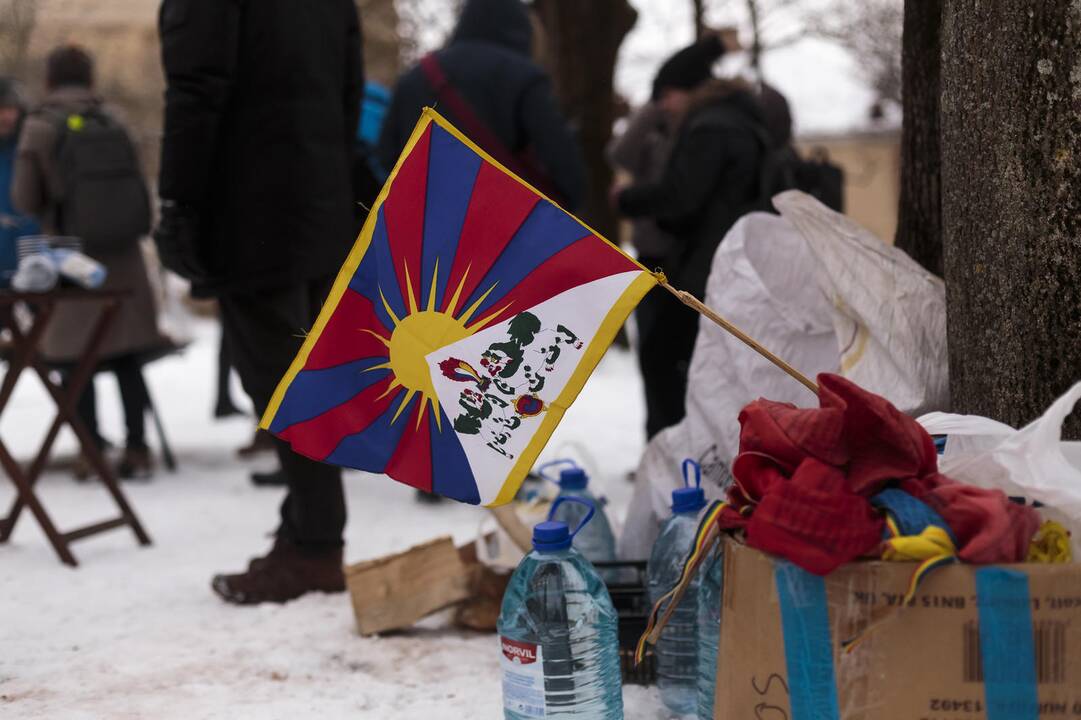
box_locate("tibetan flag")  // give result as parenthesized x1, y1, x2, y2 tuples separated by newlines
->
(260, 108, 656, 506)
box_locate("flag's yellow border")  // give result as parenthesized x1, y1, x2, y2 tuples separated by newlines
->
(260, 107, 656, 506)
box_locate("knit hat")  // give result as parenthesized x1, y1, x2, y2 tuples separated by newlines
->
(651, 35, 726, 101)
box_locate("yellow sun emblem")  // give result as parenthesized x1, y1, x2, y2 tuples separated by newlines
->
(364, 260, 511, 430)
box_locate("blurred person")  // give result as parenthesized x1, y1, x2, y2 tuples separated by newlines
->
(613, 34, 767, 438)
(607, 101, 676, 431)
(378, 0, 585, 211)
(12, 45, 166, 479)
(155, 0, 364, 603)
(379, 0, 585, 503)
(0, 78, 40, 285)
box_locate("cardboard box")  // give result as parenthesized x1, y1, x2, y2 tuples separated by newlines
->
(716, 537, 1081, 719)
(345, 536, 470, 635)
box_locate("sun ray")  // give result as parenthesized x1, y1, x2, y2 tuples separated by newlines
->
(403, 262, 419, 314)
(459, 282, 499, 325)
(468, 301, 515, 332)
(429, 396, 442, 432)
(426, 258, 440, 312)
(443, 265, 470, 316)
(359, 328, 391, 348)
(379, 287, 401, 327)
(362, 361, 392, 373)
(375, 378, 402, 401)
(391, 389, 418, 424)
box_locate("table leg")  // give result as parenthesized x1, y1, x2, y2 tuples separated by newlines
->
(0, 297, 152, 563)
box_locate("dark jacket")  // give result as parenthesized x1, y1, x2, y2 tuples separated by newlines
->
(158, 0, 364, 296)
(13, 86, 167, 363)
(618, 83, 766, 299)
(377, 0, 585, 210)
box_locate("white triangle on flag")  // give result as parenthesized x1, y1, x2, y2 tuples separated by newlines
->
(426, 270, 642, 504)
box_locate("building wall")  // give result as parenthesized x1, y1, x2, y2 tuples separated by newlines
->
(796, 129, 901, 244)
(20, 0, 401, 183)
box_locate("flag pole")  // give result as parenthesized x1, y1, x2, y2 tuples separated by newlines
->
(653, 272, 819, 396)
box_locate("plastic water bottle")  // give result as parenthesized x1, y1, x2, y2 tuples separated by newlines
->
(647, 460, 707, 716)
(696, 547, 723, 719)
(497, 496, 624, 719)
(541, 460, 617, 570)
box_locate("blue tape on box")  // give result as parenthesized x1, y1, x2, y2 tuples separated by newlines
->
(976, 568, 1039, 720)
(774, 561, 840, 720)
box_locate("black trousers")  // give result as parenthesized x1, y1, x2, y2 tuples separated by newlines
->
(72, 354, 149, 450)
(636, 262, 699, 439)
(218, 277, 345, 550)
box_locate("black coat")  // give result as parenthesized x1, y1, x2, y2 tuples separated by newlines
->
(158, 0, 363, 295)
(377, 0, 585, 211)
(618, 87, 766, 300)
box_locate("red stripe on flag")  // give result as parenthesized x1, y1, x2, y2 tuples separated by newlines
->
(383, 126, 431, 306)
(278, 375, 399, 460)
(469, 235, 641, 330)
(443, 162, 539, 313)
(385, 403, 434, 492)
(304, 289, 391, 370)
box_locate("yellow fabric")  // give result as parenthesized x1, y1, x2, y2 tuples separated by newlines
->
(1027, 520, 1072, 563)
(882, 526, 956, 562)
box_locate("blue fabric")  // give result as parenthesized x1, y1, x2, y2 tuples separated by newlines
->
(325, 391, 413, 473)
(357, 82, 390, 146)
(976, 568, 1039, 720)
(774, 562, 840, 720)
(430, 406, 480, 504)
(460, 201, 590, 318)
(0, 138, 40, 284)
(268, 357, 391, 434)
(422, 124, 481, 311)
(871, 487, 957, 545)
(348, 208, 407, 330)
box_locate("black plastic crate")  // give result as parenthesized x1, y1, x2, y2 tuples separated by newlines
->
(595, 560, 656, 685)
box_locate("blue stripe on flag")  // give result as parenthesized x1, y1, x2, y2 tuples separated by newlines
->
(349, 208, 406, 330)
(774, 562, 840, 720)
(423, 124, 482, 311)
(459, 202, 590, 319)
(325, 394, 413, 473)
(268, 357, 390, 434)
(976, 568, 1038, 720)
(430, 407, 480, 505)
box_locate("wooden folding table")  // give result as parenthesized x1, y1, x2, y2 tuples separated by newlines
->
(0, 288, 151, 566)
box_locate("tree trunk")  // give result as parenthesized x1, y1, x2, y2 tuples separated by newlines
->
(941, 0, 1081, 434)
(533, 0, 637, 242)
(894, 0, 942, 276)
(691, 0, 706, 40)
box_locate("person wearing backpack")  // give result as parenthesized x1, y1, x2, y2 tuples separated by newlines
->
(12, 45, 167, 480)
(377, 0, 584, 211)
(612, 34, 764, 438)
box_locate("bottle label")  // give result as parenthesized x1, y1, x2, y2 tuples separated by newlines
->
(500, 636, 546, 718)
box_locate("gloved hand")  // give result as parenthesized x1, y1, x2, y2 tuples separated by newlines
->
(153, 199, 212, 283)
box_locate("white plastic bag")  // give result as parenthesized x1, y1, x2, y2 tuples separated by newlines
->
(918, 382, 1081, 554)
(619, 211, 838, 559)
(774, 190, 949, 415)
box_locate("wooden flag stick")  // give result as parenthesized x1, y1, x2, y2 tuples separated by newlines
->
(656, 275, 819, 396)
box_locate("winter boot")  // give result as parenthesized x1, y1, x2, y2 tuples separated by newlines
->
(237, 429, 276, 458)
(251, 467, 288, 487)
(117, 446, 154, 480)
(211, 538, 345, 605)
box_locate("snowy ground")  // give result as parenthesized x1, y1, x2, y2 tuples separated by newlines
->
(0, 318, 669, 719)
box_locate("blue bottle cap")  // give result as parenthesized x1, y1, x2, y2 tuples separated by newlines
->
(672, 486, 706, 514)
(673, 458, 706, 513)
(532, 520, 572, 551)
(559, 467, 588, 491)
